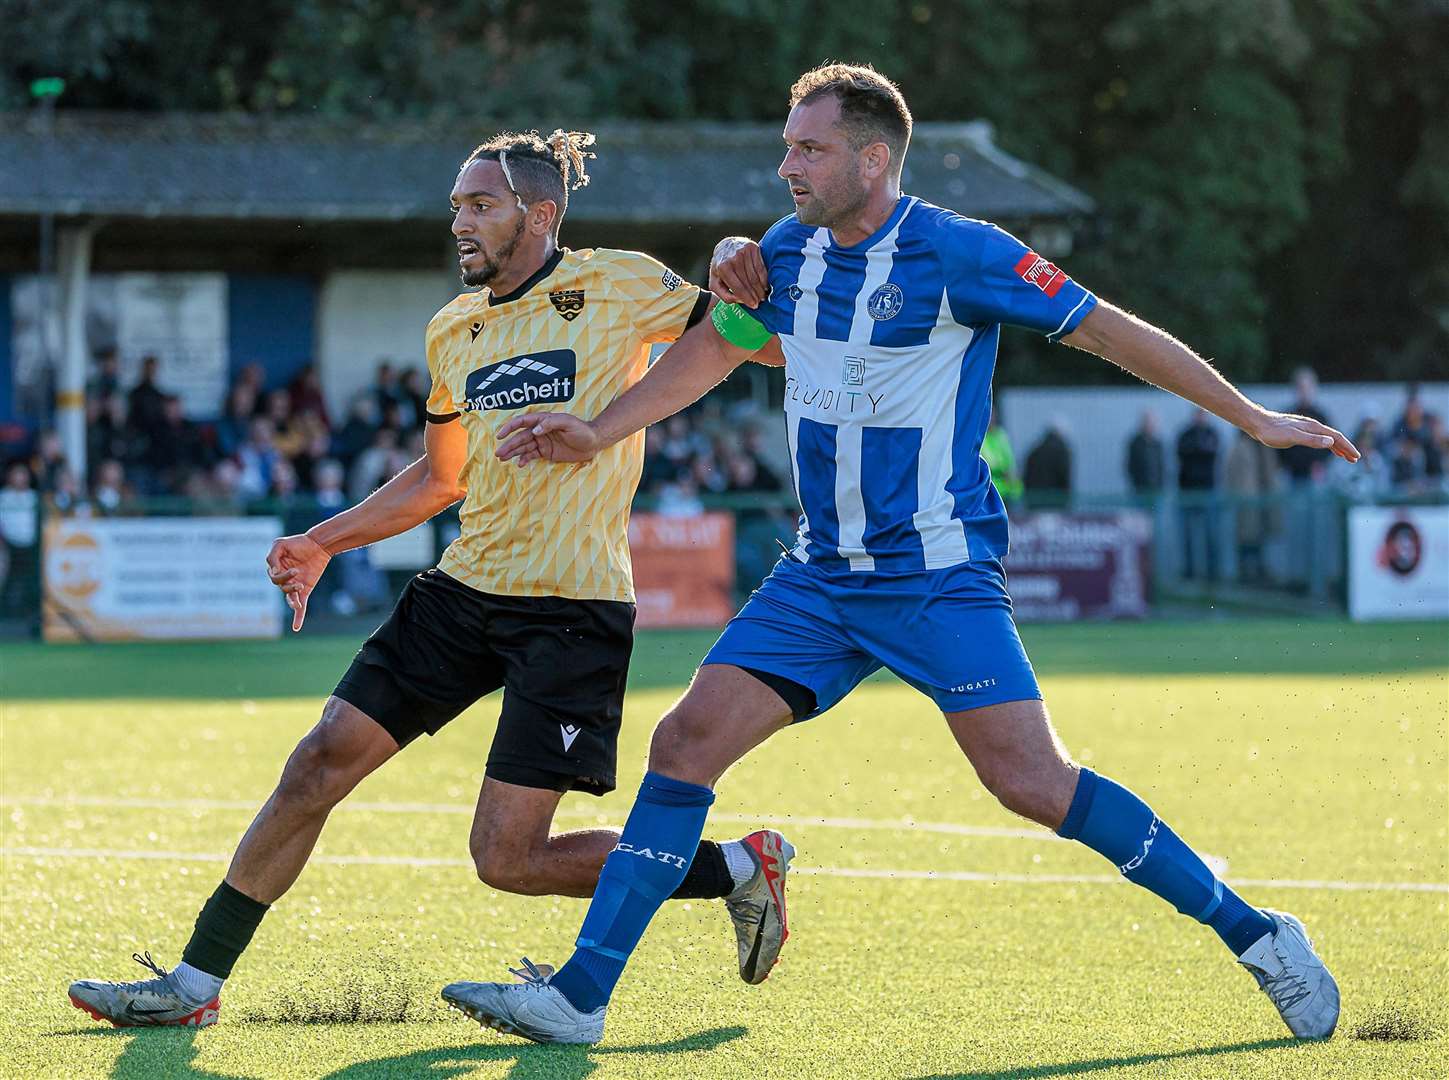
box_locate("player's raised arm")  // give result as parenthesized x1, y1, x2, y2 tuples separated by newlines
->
(1061, 302, 1360, 462)
(494, 302, 773, 466)
(266, 418, 468, 630)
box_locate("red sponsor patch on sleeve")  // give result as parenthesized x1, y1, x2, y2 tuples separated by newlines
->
(1014, 251, 1068, 298)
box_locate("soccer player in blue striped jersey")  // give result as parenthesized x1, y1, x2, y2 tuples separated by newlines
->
(451, 64, 1360, 1046)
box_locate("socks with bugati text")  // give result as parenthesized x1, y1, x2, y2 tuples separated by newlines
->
(177, 881, 270, 1002)
(550, 771, 714, 1013)
(1057, 768, 1274, 956)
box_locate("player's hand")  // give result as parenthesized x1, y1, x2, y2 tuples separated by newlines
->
(1251, 410, 1360, 462)
(266, 533, 331, 632)
(495, 413, 604, 466)
(709, 236, 768, 308)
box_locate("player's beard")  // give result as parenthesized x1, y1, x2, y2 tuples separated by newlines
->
(796, 169, 869, 230)
(460, 216, 526, 287)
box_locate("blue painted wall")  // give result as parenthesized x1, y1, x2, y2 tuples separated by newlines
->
(227, 275, 317, 392)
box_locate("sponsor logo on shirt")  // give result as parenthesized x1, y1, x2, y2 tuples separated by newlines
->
(462, 349, 577, 412)
(548, 289, 586, 321)
(842, 357, 866, 387)
(785, 376, 885, 416)
(660, 269, 684, 292)
(866, 282, 904, 320)
(1014, 252, 1068, 298)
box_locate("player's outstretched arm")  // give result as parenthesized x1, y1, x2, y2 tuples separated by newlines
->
(1062, 301, 1360, 462)
(266, 419, 468, 631)
(494, 303, 771, 466)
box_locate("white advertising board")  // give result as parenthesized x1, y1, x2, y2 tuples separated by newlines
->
(1348, 505, 1449, 622)
(43, 517, 283, 642)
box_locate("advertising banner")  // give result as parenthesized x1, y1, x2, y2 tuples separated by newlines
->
(43, 517, 282, 642)
(1348, 505, 1449, 621)
(1003, 511, 1153, 622)
(630, 513, 736, 629)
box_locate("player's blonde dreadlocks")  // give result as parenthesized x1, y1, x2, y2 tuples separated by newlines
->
(462, 129, 596, 237)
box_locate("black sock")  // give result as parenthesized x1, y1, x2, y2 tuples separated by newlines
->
(180, 881, 270, 979)
(669, 840, 735, 900)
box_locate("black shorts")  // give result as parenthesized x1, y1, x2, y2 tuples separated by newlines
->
(333, 569, 634, 796)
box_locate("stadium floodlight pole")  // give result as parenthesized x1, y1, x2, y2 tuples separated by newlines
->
(31, 77, 64, 431)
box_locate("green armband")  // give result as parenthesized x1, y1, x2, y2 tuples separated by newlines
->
(710, 302, 772, 350)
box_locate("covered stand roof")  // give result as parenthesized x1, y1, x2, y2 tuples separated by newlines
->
(0, 112, 1094, 225)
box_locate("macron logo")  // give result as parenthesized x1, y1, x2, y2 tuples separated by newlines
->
(560, 724, 581, 752)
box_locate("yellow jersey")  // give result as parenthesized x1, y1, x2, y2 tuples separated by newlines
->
(424, 247, 706, 602)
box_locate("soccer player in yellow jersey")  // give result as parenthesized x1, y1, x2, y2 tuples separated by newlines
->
(66, 130, 794, 1030)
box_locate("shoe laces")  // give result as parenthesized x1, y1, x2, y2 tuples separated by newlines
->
(112, 951, 174, 995)
(1257, 966, 1312, 1012)
(507, 957, 551, 988)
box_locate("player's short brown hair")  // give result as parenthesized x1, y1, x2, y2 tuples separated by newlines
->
(462, 129, 595, 235)
(790, 63, 912, 168)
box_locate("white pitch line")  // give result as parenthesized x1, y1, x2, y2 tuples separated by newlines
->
(2, 846, 1444, 894)
(0, 795, 1229, 874)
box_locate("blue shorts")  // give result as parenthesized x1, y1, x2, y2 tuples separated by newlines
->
(703, 555, 1041, 719)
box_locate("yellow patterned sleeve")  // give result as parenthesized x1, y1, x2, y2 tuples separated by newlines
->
(424, 314, 461, 420)
(603, 250, 708, 345)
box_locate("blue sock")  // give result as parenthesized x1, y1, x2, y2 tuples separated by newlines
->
(550, 771, 714, 1012)
(1057, 768, 1273, 956)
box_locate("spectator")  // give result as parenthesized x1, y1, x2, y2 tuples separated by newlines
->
(262, 388, 308, 458)
(1125, 409, 1165, 496)
(235, 418, 282, 500)
(350, 428, 400, 501)
(1023, 421, 1072, 508)
(87, 346, 121, 401)
(725, 450, 783, 494)
(639, 427, 682, 493)
(657, 476, 704, 517)
(46, 466, 90, 517)
(691, 451, 729, 496)
(399, 368, 427, 430)
(288, 364, 332, 429)
(331, 398, 380, 469)
(1336, 418, 1392, 500)
(0, 463, 40, 617)
(91, 460, 132, 515)
(29, 430, 68, 492)
(1392, 384, 1436, 452)
(1389, 435, 1427, 493)
(235, 363, 267, 411)
(982, 410, 1022, 506)
(87, 395, 139, 473)
(216, 384, 259, 456)
(1176, 409, 1220, 580)
(369, 361, 402, 418)
(142, 395, 212, 492)
(1279, 367, 1334, 486)
(127, 355, 168, 432)
(1426, 416, 1446, 487)
(312, 459, 387, 615)
(1225, 429, 1282, 583)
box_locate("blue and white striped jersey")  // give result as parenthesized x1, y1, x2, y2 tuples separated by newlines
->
(752, 195, 1096, 573)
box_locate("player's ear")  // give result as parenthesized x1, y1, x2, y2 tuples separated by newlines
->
(862, 141, 892, 180)
(529, 199, 560, 237)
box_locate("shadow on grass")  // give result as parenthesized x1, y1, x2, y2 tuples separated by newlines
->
(48, 1023, 747, 1079)
(912, 1036, 1304, 1080)
(4, 620, 1445, 702)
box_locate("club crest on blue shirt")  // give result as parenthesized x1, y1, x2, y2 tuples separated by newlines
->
(787, 284, 804, 302)
(866, 283, 904, 320)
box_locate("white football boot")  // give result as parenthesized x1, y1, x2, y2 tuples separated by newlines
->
(1237, 909, 1340, 1039)
(724, 830, 796, 984)
(442, 958, 604, 1045)
(68, 952, 220, 1028)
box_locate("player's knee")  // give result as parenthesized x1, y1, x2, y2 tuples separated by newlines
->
(275, 729, 355, 813)
(648, 705, 715, 777)
(976, 759, 1067, 827)
(470, 837, 543, 896)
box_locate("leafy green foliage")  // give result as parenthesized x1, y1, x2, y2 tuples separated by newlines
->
(3, 0, 1444, 381)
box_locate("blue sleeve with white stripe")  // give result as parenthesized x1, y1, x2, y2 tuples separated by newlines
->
(750, 215, 806, 337)
(935, 217, 1096, 341)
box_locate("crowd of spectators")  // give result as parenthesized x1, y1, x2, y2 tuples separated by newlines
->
(0, 351, 789, 616)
